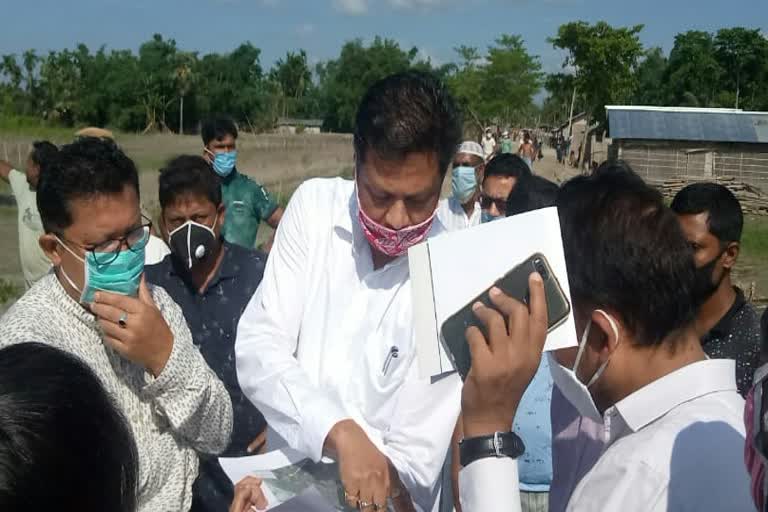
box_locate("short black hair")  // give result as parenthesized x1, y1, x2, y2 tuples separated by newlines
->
(37, 137, 139, 233)
(558, 162, 698, 346)
(29, 141, 58, 170)
(159, 155, 222, 209)
(484, 154, 532, 182)
(202, 117, 238, 146)
(506, 175, 559, 217)
(354, 70, 462, 177)
(0, 343, 138, 511)
(670, 183, 744, 244)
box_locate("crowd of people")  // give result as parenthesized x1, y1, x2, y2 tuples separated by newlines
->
(0, 69, 767, 512)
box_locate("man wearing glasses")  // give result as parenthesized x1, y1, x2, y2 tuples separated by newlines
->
(0, 137, 233, 512)
(479, 154, 532, 223)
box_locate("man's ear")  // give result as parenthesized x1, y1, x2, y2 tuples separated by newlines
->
(476, 164, 485, 185)
(722, 241, 740, 270)
(589, 310, 622, 358)
(217, 204, 226, 230)
(39, 233, 62, 266)
(157, 214, 169, 242)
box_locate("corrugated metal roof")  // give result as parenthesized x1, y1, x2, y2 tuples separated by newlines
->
(607, 106, 768, 143)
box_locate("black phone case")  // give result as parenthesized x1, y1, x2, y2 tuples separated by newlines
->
(440, 253, 571, 380)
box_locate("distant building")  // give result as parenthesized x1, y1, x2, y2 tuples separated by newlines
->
(607, 106, 768, 190)
(275, 118, 323, 135)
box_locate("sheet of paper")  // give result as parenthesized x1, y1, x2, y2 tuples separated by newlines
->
(411, 207, 578, 378)
(219, 449, 346, 510)
(269, 487, 338, 512)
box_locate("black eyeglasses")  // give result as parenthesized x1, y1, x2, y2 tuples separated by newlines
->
(480, 194, 507, 214)
(62, 215, 153, 266)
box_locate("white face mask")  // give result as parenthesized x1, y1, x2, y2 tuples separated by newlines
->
(549, 309, 620, 423)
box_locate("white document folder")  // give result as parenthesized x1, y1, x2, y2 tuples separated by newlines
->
(409, 207, 578, 378)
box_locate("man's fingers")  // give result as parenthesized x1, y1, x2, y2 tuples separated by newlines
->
(471, 302, 508, 353)
(247, 430, 268, 454)
(465, 325, 491, 365)
(487, 286, 527, 318)
(91, 302, 126, 324)
(230, 477, 267, 512)
(93, 290, 141, 313)
(99, 319, 129, 343)
(372, 480, 389, 512)
(526, 272, 549, 352)
(100, 333, 127, 354)
(138, 275, 155, 305)
(344, 482, 360, 509)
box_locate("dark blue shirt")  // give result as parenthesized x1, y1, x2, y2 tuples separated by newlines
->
(145, 242, 267, 512)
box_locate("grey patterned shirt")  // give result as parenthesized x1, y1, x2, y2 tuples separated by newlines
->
(0, 274, 233, 512)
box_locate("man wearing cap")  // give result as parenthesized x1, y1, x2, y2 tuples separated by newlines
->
(437, 141, 485, 232)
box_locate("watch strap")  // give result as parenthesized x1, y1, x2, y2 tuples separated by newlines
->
(459, 431, 525, 467)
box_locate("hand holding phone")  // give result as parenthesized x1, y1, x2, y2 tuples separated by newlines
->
(440, 253, 570, 380)
(461, 273, 550, 437)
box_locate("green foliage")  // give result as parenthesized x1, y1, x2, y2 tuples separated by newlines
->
(549, 21, 644, 127)
(2, 26, 766, 138)
(664, 31, 721, 107)
(714, 28, 768, 110)
(447, 34, 542, 133)
(633, 47, 668, 106)
(541, 73, 584, 126)
(318, 37, 421, 133)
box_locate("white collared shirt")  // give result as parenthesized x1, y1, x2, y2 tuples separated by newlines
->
(437, 197, 481, 233)
(567, 359, 752, 511)
(236, 178, 462, 511)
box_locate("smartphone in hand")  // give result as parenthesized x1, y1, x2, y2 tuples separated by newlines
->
(440, 253, 570, 380)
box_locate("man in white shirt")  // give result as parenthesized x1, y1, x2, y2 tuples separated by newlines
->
(459, 163, 753, 511)
(437, 141, 485, 232)
(236, 71, 464, 512)
(482, 129, 496, 161)
(0, 142, 57, 287)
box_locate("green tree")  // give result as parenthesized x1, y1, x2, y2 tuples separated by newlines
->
(714, 28, 768, 109)
(541, 73, 584, 127)
(448, 35, 542, 133)
(270, 50, 312, 118)
(195, 42, 268, 131)
(632, 47, 668, 106)
(318, 37, 419, 132)
(664, 31, 722, 107)
(549, 21, 644, 127)
(137, 34, 179, 132)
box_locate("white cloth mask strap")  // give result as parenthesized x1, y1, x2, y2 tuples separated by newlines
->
(573, 309, 621, 388)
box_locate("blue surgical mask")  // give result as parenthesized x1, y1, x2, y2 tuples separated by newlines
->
(56, 236, 146, 304)
(451, 166, 477, 203)
(209, 150, 237, 177)
(481, 211, 502, 223)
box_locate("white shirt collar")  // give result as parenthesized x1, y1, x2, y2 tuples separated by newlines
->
(609, 359, 737, 434)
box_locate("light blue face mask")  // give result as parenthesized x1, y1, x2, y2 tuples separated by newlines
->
(451, 166, 477, 203)
(56, 235, 146, 304)
(481, 211, 503, 223)
(210, 150, 237, 177)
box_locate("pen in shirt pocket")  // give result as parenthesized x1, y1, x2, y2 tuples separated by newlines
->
(382, 346, 399, 376)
